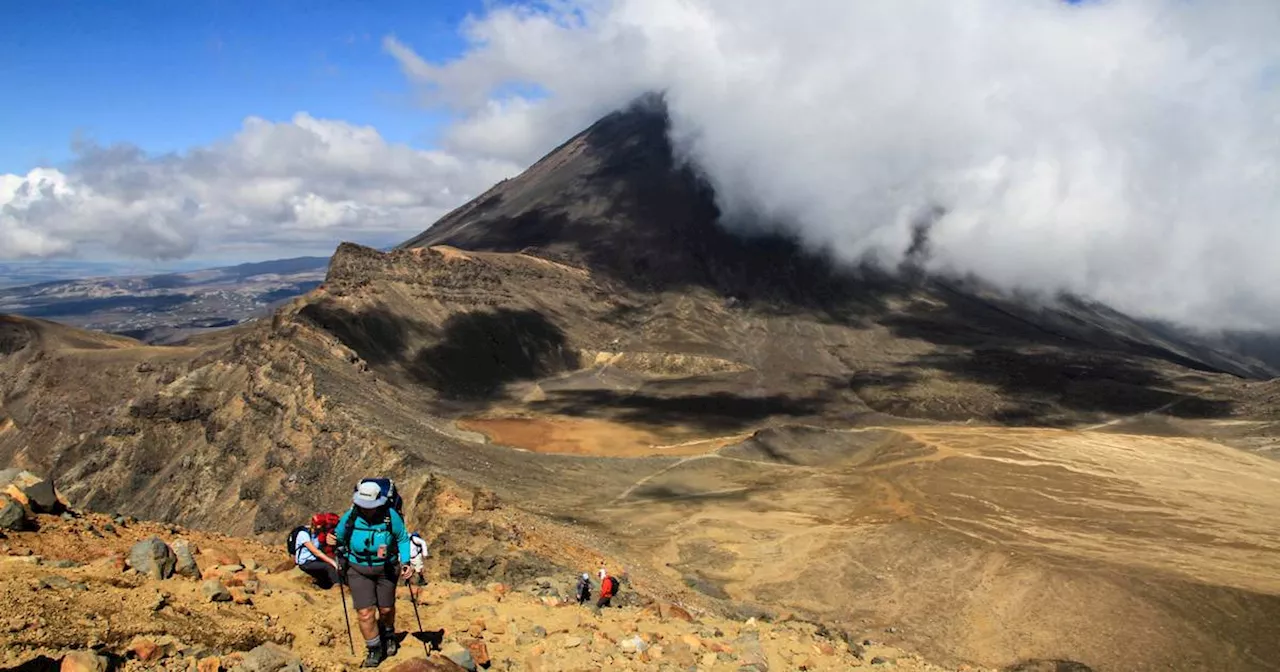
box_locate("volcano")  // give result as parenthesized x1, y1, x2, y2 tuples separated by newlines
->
(2, 96, 1279, 671)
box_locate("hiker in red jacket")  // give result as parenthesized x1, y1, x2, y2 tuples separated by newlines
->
(597, 568, 619, 608)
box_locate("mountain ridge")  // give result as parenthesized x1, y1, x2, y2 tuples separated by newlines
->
(2, 96, 1280, 671)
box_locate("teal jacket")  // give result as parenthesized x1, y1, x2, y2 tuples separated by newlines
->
(335, 507, 411, 566)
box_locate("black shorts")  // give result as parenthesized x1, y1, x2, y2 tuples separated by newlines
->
(300, 560, 340, 589)
(346, 562, 398, 610)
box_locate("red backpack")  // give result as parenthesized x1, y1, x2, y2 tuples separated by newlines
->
(311, 512, 340, 553)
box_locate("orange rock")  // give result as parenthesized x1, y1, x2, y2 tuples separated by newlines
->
(231, 570, 257, 586)
(201, 567, 224, 581)
(464, 640, 490, 667)
(270, 559, 295, 574)
(109, 554, 127, 572)
(60, 651, 108, 672)
(196, 657, 221, 672)
(130, 637, 162, 662)
(488, 620, 506, 635)
(680, 634, 703, 651)
(205, 546, 241, 566)
(817, 642, 836, 655)
(230, 588, 253, 605)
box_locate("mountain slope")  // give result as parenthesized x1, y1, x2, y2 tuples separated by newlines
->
(2, 97, 1280, 671)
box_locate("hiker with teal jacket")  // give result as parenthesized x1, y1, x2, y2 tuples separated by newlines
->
(335, 480, 412, 667)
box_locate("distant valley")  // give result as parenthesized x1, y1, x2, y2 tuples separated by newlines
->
(0, 256, 328, 343)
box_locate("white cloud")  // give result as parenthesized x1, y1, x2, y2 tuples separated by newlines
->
(386, 0, 1280, 329)
(1, 113, 521, 261)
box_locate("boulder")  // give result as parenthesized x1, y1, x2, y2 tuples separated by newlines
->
(205, 546, 242, 566)
(130, 637, 163, 662)
(659, 603, 695, 622)
(0, 497, 29, 531)
(0, 469, 65, 514)
(463, 640, 490, 668)
(129, 537, 177, 580)
(197, 657, 222, 672)
(440, 642, 477, 671)
(39, 576, 73, 590)
(619, 635, 648, 654)
(60, 651, 109, 672)
(734, 631, 769, 671)
(229, 643, 302, 672)
(20, 478, 62, 514)
(172, 540, 201, 579)
(388, 659, 468, 672)
(202, 580, 232, 602)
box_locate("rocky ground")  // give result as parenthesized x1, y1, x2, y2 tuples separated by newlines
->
(0, 508, 988, 672)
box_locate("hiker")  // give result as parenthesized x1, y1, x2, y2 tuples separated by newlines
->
(290, 513, 341, 589)
(407, 531, 429, 586)
(335, 480, 413, 668)
(575, 572, 592, 605)
(597, 568, 620, 609)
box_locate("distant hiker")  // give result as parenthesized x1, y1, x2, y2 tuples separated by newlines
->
(575, 572, 592, 605)
(335, 479, 412, 668)
(407, 531, 429, 586)
(288, 512, 341, 589)
(597, 569, 620, 609)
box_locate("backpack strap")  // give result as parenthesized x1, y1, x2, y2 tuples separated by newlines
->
(337, 507, 356, 554)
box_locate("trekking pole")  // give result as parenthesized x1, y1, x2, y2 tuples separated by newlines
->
(405, 577, 429, 658)
(337, 560, 355, 655)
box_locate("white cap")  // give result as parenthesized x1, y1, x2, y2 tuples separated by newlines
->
(352, 481, 388, 509)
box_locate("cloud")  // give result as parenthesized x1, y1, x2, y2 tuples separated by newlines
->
(386, 0, 1280, 330)
(1, 114, 520, 261)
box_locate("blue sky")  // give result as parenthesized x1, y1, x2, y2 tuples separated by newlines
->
(0, 0, 485, 174)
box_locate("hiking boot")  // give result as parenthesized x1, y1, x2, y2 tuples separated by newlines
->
(384, 635, 399, 657)
(360, 646, 385, 668)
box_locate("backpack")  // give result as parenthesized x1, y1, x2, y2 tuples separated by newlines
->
(286, 525, 308, 558)
(312, 512, 340, 530)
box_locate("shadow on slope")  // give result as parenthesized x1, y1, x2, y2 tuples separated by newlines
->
(849, 344, 1235, 427)
(529, 386, 835, 433)
(297, 300, 577, 400)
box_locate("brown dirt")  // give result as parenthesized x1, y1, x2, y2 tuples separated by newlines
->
(599, 424, 1280, 672)
(0, 513, 976, 672)
(457, 415, 746, 457)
